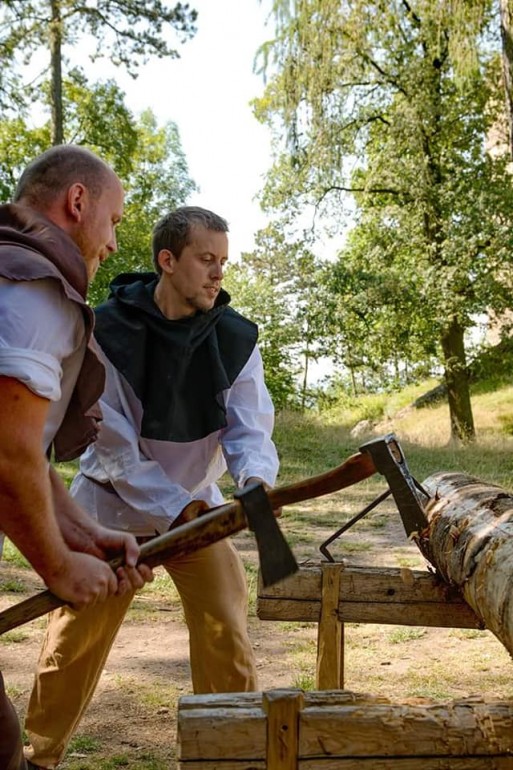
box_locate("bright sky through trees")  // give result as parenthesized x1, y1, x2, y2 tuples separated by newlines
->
(94, 0, 275, 260)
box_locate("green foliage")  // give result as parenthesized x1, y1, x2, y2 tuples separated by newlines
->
(68, 735, 101, 754)
(61, 70, 139, 177)
(89, 108, 198, 307)
(0, 0, 197, 140)
(0, 578, 26, 593)
(0, 120, 50, 201)
(0, 76, 197, 308)
(256, 0, 513, 440)
(1, 539, 30, 569)
(224, 220, 325, 410)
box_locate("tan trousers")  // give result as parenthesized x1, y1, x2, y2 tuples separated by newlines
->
(24, 539, 257, 769)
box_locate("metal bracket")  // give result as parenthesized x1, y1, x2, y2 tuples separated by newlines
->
(359, 434, 430, 537)
(320, 433, 431, 562)
(319, 488, 392, 562)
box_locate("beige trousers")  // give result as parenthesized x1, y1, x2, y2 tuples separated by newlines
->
(24, 539, 257, 769)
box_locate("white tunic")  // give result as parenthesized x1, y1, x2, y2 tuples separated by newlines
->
(71, 345, 280, 536)
(0, 277, 87, 553)
(0, 277, 86, 451)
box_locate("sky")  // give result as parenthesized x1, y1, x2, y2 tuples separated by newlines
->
(105, 0, 276, 260)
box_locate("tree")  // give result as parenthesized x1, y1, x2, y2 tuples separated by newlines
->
(224, 222, 324, 411)
(255, 0, 513, 442)
(500, 0, 513, 154)
(0, 74, 138, 194)
(90, 108, 198, 306)
(0, 0, 197, 143)
(0, 76, 197, 306)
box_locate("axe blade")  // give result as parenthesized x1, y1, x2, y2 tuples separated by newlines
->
(235, 483, 298, 587)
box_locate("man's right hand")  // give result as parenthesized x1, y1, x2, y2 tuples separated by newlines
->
(44, 551, 119, 610)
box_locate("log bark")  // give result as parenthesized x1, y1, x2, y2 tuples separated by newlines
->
(421, 471, 513, 656)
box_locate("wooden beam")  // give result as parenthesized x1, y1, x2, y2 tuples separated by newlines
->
(263, 689, 303, 769)
(177, 689, 513, 767)
(316, 562, 344, 689)
(257, 565, 481, 628)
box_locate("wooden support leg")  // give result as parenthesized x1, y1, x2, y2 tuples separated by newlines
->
(263, 689, 304, 770)
(316, 561, 344, 690)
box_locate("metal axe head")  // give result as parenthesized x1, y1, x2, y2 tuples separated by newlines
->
(234, 483, 298, 587)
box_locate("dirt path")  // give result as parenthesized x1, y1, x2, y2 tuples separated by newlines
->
(2, 500, 513, 768)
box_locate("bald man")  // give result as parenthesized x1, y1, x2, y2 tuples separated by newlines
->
(0, 145, 153, 770)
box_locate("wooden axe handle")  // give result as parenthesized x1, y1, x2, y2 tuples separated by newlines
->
(0, 451, 376, 634)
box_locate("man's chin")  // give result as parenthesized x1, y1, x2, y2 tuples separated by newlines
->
(190, 297, 216, 314)
(87, 265, 99, 283)
(83, 256, 101, 283)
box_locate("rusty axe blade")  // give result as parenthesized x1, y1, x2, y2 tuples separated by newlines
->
(234, 482, 298, 587)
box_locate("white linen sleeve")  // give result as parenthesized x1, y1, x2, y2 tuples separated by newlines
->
(0, 278, 83, 401)
(221, 345, 280, 488)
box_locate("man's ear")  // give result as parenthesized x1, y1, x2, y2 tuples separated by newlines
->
(66, 183, 88, 222)
(157, 248, 176, 274)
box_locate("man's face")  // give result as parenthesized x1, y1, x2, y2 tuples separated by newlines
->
(160, 224, 229, 318)
(74, 174, 124, 281)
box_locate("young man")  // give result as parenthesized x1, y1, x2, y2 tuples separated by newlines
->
(24, 206, 280, 769)
(0, 145, 153, 770)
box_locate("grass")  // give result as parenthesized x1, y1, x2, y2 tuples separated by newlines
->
(387, 627, 427, 644)
(0, 578, 27, 593)
(3, 373, 513, 767)
(68, 735, 101, 754)
(1, 540, 30, 569)
(0, 630, 29, 644)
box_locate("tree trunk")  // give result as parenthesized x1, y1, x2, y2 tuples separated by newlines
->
(440, 316, 475, 442)
(420, 471, 513, 657)
(500, 0, 513, 158)
(49, 0, 64, 145)
(301, 337, 309, 412)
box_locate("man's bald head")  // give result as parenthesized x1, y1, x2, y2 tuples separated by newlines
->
(12, 144, 124, 282)
(14, 145, 115, 209)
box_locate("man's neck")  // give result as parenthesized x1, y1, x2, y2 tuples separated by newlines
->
(153, 279, 193, 321)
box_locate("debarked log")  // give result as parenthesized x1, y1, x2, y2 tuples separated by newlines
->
(177, 689, 513, 769)
(422, 471, 513, 657)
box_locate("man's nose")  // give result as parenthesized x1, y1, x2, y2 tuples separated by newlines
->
(106, 233, 118, 256)
(210, 260, 224, 279)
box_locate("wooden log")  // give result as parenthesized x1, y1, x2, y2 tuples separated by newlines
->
(422, 472, 513, 656)
(177, 689, 513, 768)
(179, 760, 513, 770)
(257, 565, 481, 629)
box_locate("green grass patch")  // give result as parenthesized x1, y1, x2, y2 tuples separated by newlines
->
(388, 627, 427, 644)
(292, 671, 315, 691)
(0, 577, 27, 592)
(1, 540, 30, 569)
(0, 630, 29, 644)
(68, 735, 101, 754)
